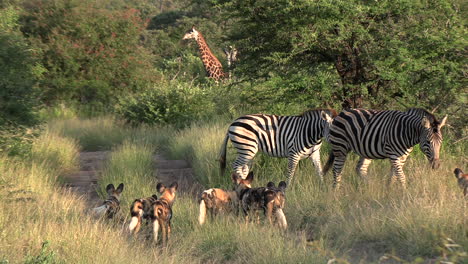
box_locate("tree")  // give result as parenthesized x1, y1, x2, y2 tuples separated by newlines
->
(0, 6, 44, 125)
(218, 0, 465, 109)
(20, 0, 156, 105)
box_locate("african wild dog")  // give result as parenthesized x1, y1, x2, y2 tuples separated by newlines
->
(264, 181, 287, 229)
(128, 194, 158, 234)
(232, 172, 287, 229)
(150, 182, 178, 246)
(454, 168, 468, 197)
(198, 188, 238, 225)
(93, 183, 124, 219)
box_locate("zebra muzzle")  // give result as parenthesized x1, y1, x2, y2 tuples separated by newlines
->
(431, 159, 440, 169)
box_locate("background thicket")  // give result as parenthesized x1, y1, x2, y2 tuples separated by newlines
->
(0, 0, 466, 262)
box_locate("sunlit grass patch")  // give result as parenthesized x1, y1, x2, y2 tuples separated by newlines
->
(47, 117, 128, 151)
(98, 140, 157, 216)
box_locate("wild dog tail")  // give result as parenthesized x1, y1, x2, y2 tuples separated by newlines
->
(322, 150, 335, 176)
(198, 198, 207, 225)
(219, 133, 229, 176)
(275, 208, 287, 230)
(128, 216, 139, 232)
(129, 200, 143, 233)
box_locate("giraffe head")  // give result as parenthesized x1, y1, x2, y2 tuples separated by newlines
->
(183, 26, 199, 41)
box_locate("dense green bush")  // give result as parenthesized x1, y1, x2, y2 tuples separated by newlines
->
(0, 6, 44, 126)
(20, 0, 156, 105)
(116, 82, 217, 127)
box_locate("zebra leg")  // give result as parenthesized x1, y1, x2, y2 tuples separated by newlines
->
(389, 154, 410, 186)
(333, 155, 347, 189)
(233, 154, 255, 179)
(356, 157, 372, 182)
(286, 156, 300, 186)
(309, 149, 323, 181)
(390, 158, 407, 188)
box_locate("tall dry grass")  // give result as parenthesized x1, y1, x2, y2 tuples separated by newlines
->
(165, 119, 468, 262)
(2, 116, 465, 263)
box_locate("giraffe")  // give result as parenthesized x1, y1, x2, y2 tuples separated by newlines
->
(183, 26, 226, 81)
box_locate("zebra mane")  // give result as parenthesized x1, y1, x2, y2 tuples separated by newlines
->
(405, 108, 438, 123)
(301, 108, 338, 118)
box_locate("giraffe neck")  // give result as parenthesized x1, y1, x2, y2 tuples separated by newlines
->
(195, 33, 225, 79)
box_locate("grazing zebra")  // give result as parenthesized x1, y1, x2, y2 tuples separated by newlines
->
(219, 109, 337, 185)
(323, 108, 447, 188)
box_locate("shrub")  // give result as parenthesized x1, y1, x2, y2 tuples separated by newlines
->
(116, 81, 216, 127)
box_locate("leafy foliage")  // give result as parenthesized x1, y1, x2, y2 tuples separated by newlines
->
(20, 0, 156, 104)
(218, 0, 466, 109)
(0, 6, 44, 126)
(116, 81, 217, 127)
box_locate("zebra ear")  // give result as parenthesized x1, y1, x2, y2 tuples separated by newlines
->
(438, 115, 447, 128)
(421, 117, 431, 129)
(321, 111, 333, 122)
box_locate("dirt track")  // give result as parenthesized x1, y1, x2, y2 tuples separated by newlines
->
(63, 151, 202, 206)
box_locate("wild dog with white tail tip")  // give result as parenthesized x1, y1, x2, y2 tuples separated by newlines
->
(232, 172, 288, 229)
(93, 183, 124, 219)
(128, 194, 158, 234)
(198, 188, 238, 225)
(454, 168, 468, 197)
(264, 181, 287, 229)
(150, 182, 178, 246)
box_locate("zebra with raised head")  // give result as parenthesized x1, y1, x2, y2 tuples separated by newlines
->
(323, 108, 447, 188)
(219, 109, 338, 185)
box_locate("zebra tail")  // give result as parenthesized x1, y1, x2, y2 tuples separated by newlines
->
(322, 151, 335, 175)
(219, 133, 229, 176)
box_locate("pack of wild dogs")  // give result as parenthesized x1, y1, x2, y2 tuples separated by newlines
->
(92, 172, 288, 246)
(93, 107, 466, 246)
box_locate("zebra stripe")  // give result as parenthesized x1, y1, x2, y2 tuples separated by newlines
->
(219, 109, 337, 185)
(324, 108, 447, 188)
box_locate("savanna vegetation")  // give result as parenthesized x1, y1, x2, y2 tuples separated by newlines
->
(0, 0, 466, 263)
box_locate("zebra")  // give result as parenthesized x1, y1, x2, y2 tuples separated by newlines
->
(323, 108, 447, 188)
(219, 109, 337, 186)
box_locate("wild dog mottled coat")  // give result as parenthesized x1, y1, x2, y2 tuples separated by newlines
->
(128, 194, 158, 234)
(93, 183, 124, 219)
(454, 168, 468, 197)
(198, 188, 238, 225)
(150, 182, 178, 246)
(232, 172, 288, 229)
(264, 181, 287, 229)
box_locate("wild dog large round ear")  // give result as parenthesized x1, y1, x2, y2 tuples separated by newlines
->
(152, 194, 158, 199)
(278, 181, 287, 191)
(156, 183, 166, 193)
(266, 182, 275, 189)
(245, 171, 254, 183)
(116, 183, 124, 194)
(231, 173, 239, 183)
(169, 182, 178, 192)
(454, 168, 463, 179)
(106, 184, 115, 194)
